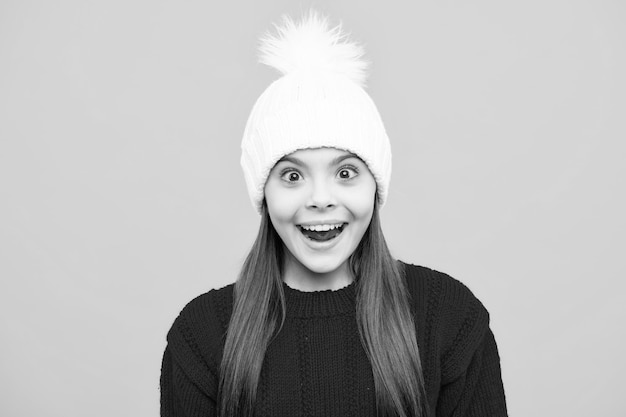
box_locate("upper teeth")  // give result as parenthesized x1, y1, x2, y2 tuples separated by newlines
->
(301, 224, 343, 232)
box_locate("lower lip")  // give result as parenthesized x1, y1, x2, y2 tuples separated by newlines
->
(298, 226, 345, 249)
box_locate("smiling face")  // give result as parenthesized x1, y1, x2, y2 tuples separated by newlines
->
(264, 147, 377, 290)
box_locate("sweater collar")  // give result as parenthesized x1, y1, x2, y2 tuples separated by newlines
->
(282, 279, 357, 318)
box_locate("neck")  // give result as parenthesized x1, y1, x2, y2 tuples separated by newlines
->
(281, 250, 353, 292)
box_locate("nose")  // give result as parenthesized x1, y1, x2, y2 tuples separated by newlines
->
(306, 179, 336, 210)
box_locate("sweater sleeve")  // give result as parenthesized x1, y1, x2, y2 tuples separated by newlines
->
(160, 301, 221, 417)
(412, 266, 507, 417)
(160, 345, 218, 417)
(436, 326, 507, 417)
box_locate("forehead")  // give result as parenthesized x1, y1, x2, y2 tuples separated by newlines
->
(277, 147, 360, 164)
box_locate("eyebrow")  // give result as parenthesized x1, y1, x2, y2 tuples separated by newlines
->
(278, 152, 361, 167)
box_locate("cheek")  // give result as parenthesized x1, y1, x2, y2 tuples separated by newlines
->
(346, 181, 377, 220)
(265, 182, 298, 224)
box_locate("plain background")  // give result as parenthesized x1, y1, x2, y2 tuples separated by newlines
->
(1, 0, 624, 416)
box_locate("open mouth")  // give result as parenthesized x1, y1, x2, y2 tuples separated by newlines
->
(298, 223, 346, 242)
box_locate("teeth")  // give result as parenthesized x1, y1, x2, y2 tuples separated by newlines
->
(300, 224, 343, 232)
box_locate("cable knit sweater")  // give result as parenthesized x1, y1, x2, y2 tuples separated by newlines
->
(160, 262, 507, 416)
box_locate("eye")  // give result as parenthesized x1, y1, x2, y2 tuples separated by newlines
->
(280, 169, 303, 183)
(337, 165, 359, 180)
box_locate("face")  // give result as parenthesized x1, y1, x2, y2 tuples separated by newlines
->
(264, 147, 377, 279)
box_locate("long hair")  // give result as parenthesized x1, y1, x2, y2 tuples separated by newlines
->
(219, 202, 428, 417)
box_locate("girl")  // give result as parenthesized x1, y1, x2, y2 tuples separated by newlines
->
(160, 12, 507, 417)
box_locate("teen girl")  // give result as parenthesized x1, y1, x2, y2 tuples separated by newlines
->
(160, 12, 507, 417)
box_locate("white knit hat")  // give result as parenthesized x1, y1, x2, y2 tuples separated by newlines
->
(240, 12, 392, 213)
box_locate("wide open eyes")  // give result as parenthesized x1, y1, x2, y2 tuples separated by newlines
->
(337, 165, 359, 180)
(279, 165, 359, 184)
(279, 169, 303, 184)
(278, 164, 361, 184)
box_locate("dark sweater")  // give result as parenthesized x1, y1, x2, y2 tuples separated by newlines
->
(160, 263, 507, 416)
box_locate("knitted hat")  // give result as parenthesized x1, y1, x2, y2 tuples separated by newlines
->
(240, 11, 392, 213)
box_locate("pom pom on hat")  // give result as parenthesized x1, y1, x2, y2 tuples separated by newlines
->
(241, 11, 392, 213)
(259, 12, 368, 85)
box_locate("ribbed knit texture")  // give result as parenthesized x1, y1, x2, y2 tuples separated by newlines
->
(160, 263, 508, 416)
(240, 72, 392, 213)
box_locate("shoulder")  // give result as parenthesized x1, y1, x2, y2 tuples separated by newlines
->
(165, 283, 235, 381)
(171, 283, 235, 337)
(400, 262, 488, 320)
(399, 261, 490, 382)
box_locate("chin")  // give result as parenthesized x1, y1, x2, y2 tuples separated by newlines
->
(297, 255, 349, 276)
(304, 262, 342, 275)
